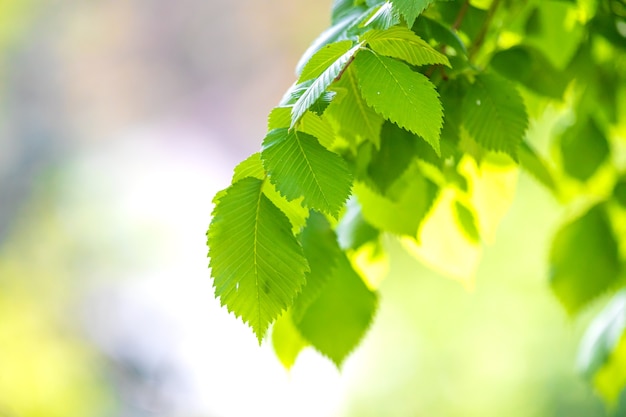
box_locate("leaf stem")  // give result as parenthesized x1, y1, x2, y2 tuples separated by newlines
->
(452, 0, 470, 31)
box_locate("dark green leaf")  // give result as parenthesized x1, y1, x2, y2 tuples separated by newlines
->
(549, 203, 622, 315)
(412, 15, 467, 56)
(207, 178, 309, 342)
(262, 128, 353, 216)
(454, 200, 480, 243)
(614, 175, 626, 208)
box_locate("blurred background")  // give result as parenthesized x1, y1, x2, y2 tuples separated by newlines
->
(0, 0, 613, 416)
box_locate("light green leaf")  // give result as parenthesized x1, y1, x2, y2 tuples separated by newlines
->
(326, 66, 384, 148)
(292, 212, 343, 321)
(463, 73, 528, 158)
(272, 312, 308, 370)
(299, 40, 354, 83)
(262, 128, 353, 216)
(362, 26, 450, 67)
(292, 43, 363, 127)
(207, 177, 309, 342)
(391, 0, 434, 27)
(550, 203, 622, 316)
(295, 251, 378, 367)
(232, 153, 309, 233)
(354, 49, 442, 154)
(281, 80, 336, 115)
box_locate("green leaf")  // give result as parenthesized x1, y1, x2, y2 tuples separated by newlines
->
(518, 141, 557, 192)
(292, 43, 363, 127)
(454, 200, 480, 243)
(354, 49, 443, 154)
(391, 0, 434, 27)
(292, 212, 343, 321)
(298, 40, 355, 82)
(463, 73, 528, 157)
(272, 312, 308, 370)
(262, 128, 353, 216)
(295, 251, 378, 366)
(549, 203, 622, 315)
(490, 45, 568, 99)
(326, 66, 384, 148)
(336, 197, 380, 250)
(356, 161, 438, 236)
(559, 116, 610, 182)
(232, 153, 309, 233)
(362, 26, 450, 67)
(207, 177, 309, 342)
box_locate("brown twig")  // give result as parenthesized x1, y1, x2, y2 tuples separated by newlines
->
(468, 0, 502, 61)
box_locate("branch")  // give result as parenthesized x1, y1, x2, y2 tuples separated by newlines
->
(468, 0, 502, 60)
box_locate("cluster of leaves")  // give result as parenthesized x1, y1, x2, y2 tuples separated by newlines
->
(207, 0, 626, 396)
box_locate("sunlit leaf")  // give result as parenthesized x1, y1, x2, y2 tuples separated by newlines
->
(262, 128, 353, 216)
(362, 26, 450, 67)
(208, 178, 309, 342)
(299, 40, 355, 82)
(354, 49, 443, 154)
(272, 312, 308, 370)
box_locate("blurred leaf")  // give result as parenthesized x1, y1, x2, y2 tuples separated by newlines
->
(336, 196, 380, 250)
(559, 116, 610, 182)
(614, 175, 626, 208)
(490, 45, 569, 99)
(295, 251, 378, 367)
(356, 161, 438, 236)
(272, 312, 308, 370)
(549, 203, 622, 316)
(412, 15, 467, 56)
(518, 141, 557, 192)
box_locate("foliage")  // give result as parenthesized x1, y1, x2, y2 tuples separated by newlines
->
(207, 0, 626, 405)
